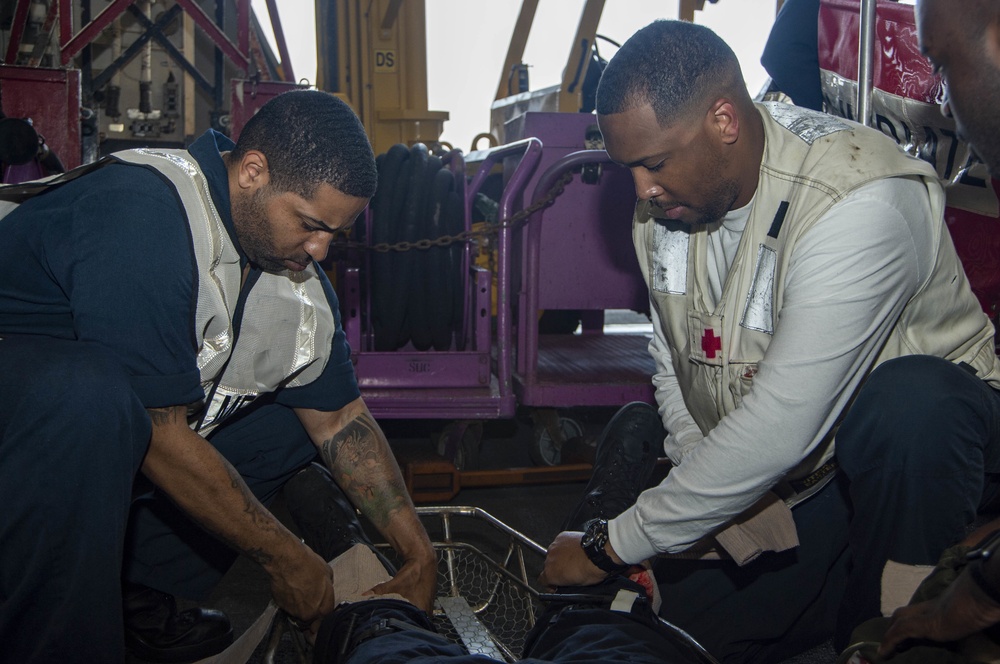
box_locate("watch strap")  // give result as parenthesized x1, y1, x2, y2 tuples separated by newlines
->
(582, 519, 629, 574)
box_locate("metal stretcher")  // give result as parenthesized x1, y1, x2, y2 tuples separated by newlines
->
(261, 506, 719, 664)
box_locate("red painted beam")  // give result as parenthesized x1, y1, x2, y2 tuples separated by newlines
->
(173, 0, 249, 72)
(238, 0, 250, 64)
(4, 0, 31, 64)
(59, 0, 132, 65)
(28, 1, 60, 67)
(264, 0, 295, 81)
(59, 0, 71, 52)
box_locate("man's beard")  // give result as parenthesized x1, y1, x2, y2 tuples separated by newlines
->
(651, 176, 741, 226)
(232, 187, 287, 273)
(691, 177, 741, 226)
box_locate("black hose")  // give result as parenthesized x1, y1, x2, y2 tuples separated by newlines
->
(369, 143, 466, 352)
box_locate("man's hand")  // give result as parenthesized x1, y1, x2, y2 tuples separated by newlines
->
(538, 531, 614, 588)
(143, 406, 342, 630)
(267, 541, 338, 629)
(878, 570, 1000, 658)
(366, 550, 438, 612)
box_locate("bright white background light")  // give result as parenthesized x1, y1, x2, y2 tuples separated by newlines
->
(252, 0, 777, 151)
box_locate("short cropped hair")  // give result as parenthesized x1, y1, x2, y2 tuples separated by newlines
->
(231, 90, 377, 199)
(596, 20, 743, 127)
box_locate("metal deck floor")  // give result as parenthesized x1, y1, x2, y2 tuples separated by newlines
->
(532, 333, 655, 386)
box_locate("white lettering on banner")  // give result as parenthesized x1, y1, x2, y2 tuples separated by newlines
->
(820, 70, 999, 218)
(742, 244, 776, 334)
(652, 220, 690, 295)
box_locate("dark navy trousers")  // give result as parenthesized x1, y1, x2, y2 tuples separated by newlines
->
(0, 335, 317, 664)
(654, 355, 1000, 664)
(315, 590, 701, 664)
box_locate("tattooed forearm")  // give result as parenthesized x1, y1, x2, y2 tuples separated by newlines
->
(320, 412, 409, 530)
(147, 407, 182, 427)
(196, 460, 279, 567)
(225, 463, 275, 530)
(224, 463, 282, 565)
(319, 412, 379, 468)
(142, 405, 292, 573)
(242, 546, 274, 567)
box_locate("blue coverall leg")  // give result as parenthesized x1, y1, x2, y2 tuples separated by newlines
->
(314, 579, 701, 664)
(835, 355, 1000, 645)
(0, 336, 151, 664)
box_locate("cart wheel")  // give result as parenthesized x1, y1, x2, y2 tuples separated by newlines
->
(437, 421, 483, 471)
(530, 417, 583, 467)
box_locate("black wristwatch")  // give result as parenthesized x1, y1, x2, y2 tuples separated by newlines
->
(581, 518, 630, 575)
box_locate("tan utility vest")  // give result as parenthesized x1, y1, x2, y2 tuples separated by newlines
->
(633, 102, 1000, 493)
(0, 148, 336, 436)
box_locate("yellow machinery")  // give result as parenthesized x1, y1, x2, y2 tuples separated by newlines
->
(316, 0, 450, 156)
(314, 0, 776, 154)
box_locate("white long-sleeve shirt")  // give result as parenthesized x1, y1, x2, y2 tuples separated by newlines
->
(609, 177, 936, 563)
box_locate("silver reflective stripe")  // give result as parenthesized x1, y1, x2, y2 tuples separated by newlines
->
(652, 222, 689, 295)
(437, 596, 505, 659)
(764, 101, 848, 145)
(741, 244, 776, 334)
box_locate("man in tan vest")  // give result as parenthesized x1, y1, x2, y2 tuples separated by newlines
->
(539, 19, 1000, 664)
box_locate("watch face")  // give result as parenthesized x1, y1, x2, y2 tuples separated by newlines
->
(582, 519, 605, 550)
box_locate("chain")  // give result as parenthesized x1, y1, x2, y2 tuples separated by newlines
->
(334, 170, 576, 253)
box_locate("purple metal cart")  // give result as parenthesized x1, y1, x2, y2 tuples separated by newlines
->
(504, 112, 656, 464)
(341, 138, 544, 422)
(339, 113, 656, 468)
(515, 147, 655, 408)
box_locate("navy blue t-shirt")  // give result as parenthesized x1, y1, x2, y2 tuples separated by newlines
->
(0, 130, 360, 412)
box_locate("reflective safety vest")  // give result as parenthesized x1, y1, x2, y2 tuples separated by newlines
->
(0, 148, 336, 435)
(633, 102, 1000, 494)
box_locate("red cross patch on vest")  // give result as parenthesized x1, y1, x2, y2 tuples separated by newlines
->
(701, 328, 722, 359)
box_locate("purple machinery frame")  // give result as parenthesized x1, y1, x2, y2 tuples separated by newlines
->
(514, 147, 656, 409)
(339, 111, 656, 422)
(341, 138, 545, 420)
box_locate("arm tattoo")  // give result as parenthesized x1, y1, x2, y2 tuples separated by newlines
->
(180, 452, 278, 567)
(320, 412, 408, 530)
(223, 462, 278, 566)
(145, 405, 279, 568)
(147, 407, 181, 427)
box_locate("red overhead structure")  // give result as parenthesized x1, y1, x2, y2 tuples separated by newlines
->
(4, 0, 252, 71)
(0, 66, 81, 169)
(1, 0, 300, 167)
(818, 0, 1000, 317)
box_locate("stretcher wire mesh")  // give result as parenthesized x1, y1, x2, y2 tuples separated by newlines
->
(378, 506, 547, 662)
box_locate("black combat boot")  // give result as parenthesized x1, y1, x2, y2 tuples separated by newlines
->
(562, 402, 663, 532)
(122, 583, 233, 663)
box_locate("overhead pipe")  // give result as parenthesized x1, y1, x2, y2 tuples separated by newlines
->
(138, 1, 154, 113)
(105, 16, 122, 119)
(856, 0, 876, 126)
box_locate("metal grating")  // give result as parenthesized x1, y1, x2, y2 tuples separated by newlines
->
(379, 507, 547, 662)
